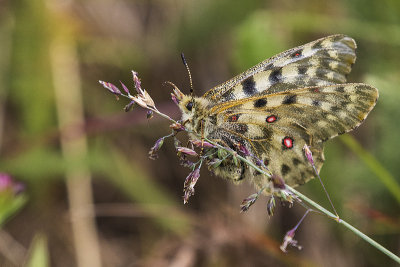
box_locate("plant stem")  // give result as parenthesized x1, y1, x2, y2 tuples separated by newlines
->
(118, 97, 400, 263)
(216, 141, 400, 263)
(290, 187, 400, 264)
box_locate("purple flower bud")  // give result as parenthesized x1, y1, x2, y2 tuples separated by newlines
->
(149, 137, 165, 160)
(303, 144, 314, 165)
(171, 93, 179, 105)
(170, 122, 185, 132)
(190, 139, 215, 148)
(131, 71, 142, 94)
(120, 81, 131, 95)
(177, 147, 198, 156)
(240, 193, 259, 212)
(280, 228, 302, 252)
(147, 110, 154, 119)
(183, 168, 201, 204)
(236, 143, 250, 156)
(124, 101, 136, 112)
(99, 81, 122, 95)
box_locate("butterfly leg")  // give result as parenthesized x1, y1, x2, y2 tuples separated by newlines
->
(204, 136, 247, 183)
(199, 119, 205, 157)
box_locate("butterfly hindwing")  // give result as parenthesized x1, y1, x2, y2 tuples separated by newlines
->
(206, 83, 378, 187)
(203, 35, 357, 104)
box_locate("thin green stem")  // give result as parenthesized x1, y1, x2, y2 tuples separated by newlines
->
(289, 187, 400, 264)
(199, 137, 400, 263)
(117, 94, 400, 264)
(312, 165, 339, 218)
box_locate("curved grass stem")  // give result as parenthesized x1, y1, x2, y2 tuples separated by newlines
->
(196, 136, 400, 263)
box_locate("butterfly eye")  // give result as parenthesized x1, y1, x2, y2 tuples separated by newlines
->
(186, 101, 194, 111)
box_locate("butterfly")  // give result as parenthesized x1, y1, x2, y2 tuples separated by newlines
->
(172, 34, 378, 193)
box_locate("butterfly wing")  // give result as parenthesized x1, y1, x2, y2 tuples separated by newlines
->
(205, 83, 378, 188)
(203, 35, 357, 104)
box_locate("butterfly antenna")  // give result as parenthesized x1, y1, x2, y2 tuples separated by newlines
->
(181, 53, 194, 96)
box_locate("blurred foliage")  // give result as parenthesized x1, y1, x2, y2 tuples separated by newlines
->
(0, 0, 399, 266)
(0, 188, 27, 226)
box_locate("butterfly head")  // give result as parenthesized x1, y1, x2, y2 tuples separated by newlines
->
(168, 53, 211, 131)
(168, 81, 210, 132)
(170, 83, 195, 114)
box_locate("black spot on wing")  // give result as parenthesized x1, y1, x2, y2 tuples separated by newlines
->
(336, 86, 345, 93)
(298, 66, 308, 75)
(312, 100, 321, 106)
(318, 58, 336, 71)
(221, 90, 235, 101)
(292, 158, 301, 166)
(241, 76, 256, 96)
(282, 95, 297, 104)
(312, 40, 323, 50)
(281, 164, 291, 176)
(343, 94, 351, 101)
(291, 49, 302, 58)
(254, 98, 267, 108)
(269, 67, 282, 84)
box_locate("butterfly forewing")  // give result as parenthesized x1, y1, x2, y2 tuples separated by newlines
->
(203, 35, 357, 104)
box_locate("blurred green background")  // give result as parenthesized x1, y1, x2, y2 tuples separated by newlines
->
(0, 0, 399, 266)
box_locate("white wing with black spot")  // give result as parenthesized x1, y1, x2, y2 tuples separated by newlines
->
(203, 35, 357, 104)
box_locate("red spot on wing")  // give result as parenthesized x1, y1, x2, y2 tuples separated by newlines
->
(282, 137, 294, 149)
(266, 115, 277, 123)
(230, 115, 238, 122)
